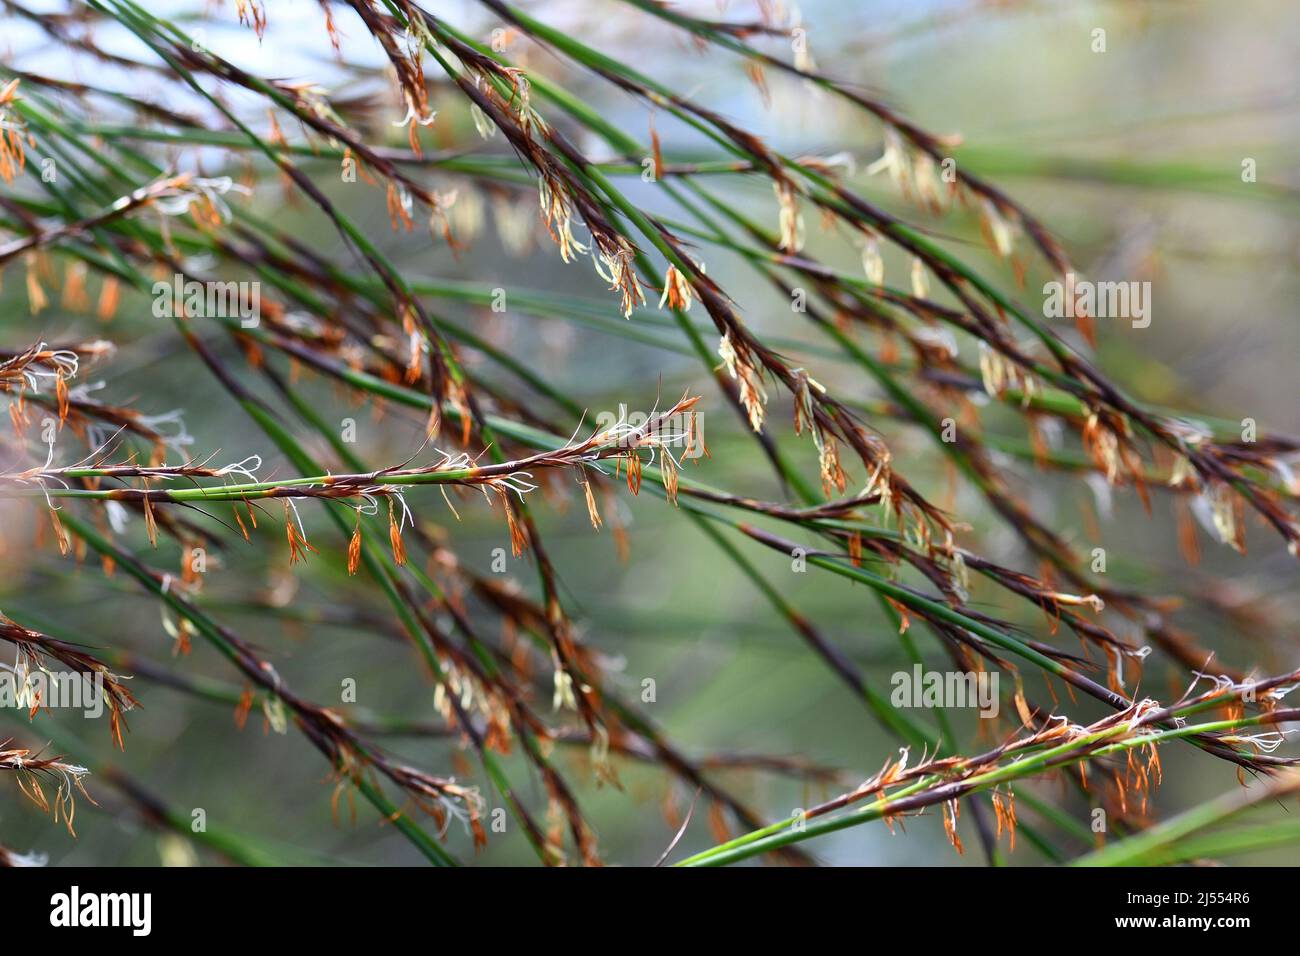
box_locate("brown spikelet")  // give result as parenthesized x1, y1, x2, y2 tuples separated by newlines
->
(581, 477, 603, 530)
(48, 508, 69, 556)
(623, 450, 643, 496)
(388, 500, 407, 566)
(348, 520, 362, 575)
(501, 492, 527, 557)
(234, 686, 254, 730)
(239, 337, 265, 369)
(285, 503, 319, 565)
(744, 61, 771, 109)
(404, 343, 422, 385)
(321, 3, 342, 53)
(1075, 309, 1097, 349)
(425, 403, 441, 441)
(62, 261, 89, 310)
(234, 0, 268, 38)
(661, 785, 681, 830)
(707, 801, 731, 844)
(992, 790, 1017, 852)
(1013, 683, 1035, 727)
(0, 80, 26, 183)
(142, 498, 158, 548)
(847, 531, 863, 567)
(885, 596, 910, 633)
(386, 181, 414, 231)
(172, 619, 192, 657)
(24, 260, 47, 314)
(96, 276, 120, 321)
(55, 371, 69, 424)
(650, 119, 664, 180)
(942, 799, 964, 855)
(266, 108, 287, 148)
(661, 450, 679, 506)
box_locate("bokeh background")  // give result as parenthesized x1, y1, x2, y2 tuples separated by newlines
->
(1, 0, 1298, 865)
